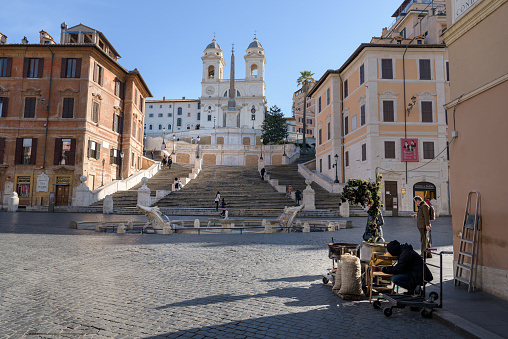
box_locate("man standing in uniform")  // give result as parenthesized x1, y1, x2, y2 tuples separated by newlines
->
(412, 196, 432, 258)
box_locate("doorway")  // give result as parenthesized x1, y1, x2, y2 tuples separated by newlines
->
(384, 181, 398, 211)
(413, 182, 436, 211)
(55, 184, 70, 206)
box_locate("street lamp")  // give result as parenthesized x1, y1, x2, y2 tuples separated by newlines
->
(333, 154, 339, 183)
(162, 127, 166, 150)
(283, 136, 287, 156)
(119, 151, 125, 180)
(251, 106, 256, 129)
(260, 137, 264, 160)
(196, 136, 200, 158)
(101, 158, 105, 186)
(172, 134, 176, 154)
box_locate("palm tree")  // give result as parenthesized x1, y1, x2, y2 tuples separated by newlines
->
(296, 71, 315, 153)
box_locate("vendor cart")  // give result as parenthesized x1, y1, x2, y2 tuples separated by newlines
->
(372, 249, 452, 318)
(322, 240, 360, 285)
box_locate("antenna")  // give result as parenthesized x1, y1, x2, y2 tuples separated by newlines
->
(232, 43, 234, 53)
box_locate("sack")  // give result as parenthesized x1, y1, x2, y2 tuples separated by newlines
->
(429, 205, 436, 221)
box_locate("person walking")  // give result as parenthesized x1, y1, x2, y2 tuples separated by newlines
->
(220, 198, 227, 217)
(162, 155, 167, 167)
(413, 196, 432, 258)
(174, 177, 179, 190)
(168, 155, 173, 169)
(294, 189, 302, 206)
(260, 167, 266, 180)
(214, 191, 221, 211)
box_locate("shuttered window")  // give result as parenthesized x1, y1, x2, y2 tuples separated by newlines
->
(318, 129, 322, 144)
(327, 122, 331, 140)
(0, 97, 8, 117)
(61, 58, 81, 78)
(326, 88, 330, 105)
(384, 141, 396, 159)
(359, 64, 365, 85)
(0, 57, 12, 77)
(421, 101, 433, 122)
(344, 80, 348, 98)
(344, 116, 349, 135)
(87, 140, 101, 159)
(362, 144, 367, 161)
(360, 104, 366, 126)
(92, 102, 99, 123)
(381, 59, 393, 79)
(423, 142, 434, 159)
(0, 137, 5, 163)
(23, 58, 44, 78)
(93, 62, 103, 85)
(24, 97, 36, 118)
(54, 138, 75, 165)
(419, 59, 431, 80)
(383, 100, 394, 122)
(62, 98, 74, 118)
(113, 114, 121, 133)
(345, 151, 349, 167)
(15, 138, 37, 165)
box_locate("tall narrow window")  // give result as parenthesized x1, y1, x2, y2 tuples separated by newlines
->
(352, 115, 357, 131)
(62, 98, 74, 118)
(445, 61, 450, 82)
(419, 59, 431, 80)
(54, 138, 75, 165)
(24, 97, 36, 118)
(384, 141, 395, 159)
(24, 58, 43, 78)
(344, 116, 349, 135)
(0, 57, 12, 77)
(344, 79, 348, 98)
(326, 88, 330, 105)
(318, 97, 322, 112)
(0, 97, 8, 117)
(92, 102, 99, 123)
(360, 104, 366, 126)
(359, 64, 365, 85)
(327, 122, 331, 140)
(383, 100, 394, 122)
(113, 114, 121, 133)
(318, 129, 322, 144)
(345, 151, 349, 167)
(0, 137, 5, 163)
(328, 154, 331, 170)
(15, 138, 37, 165)
(177, 107, 182, 115)
(93, 63, 103, 85)
(361, 143, 367, 161)
(319, 159, 322, 172)
(423, 142, 434, 159)
(381, 59, 393, 79)
(87, 140, 100, 159)
(177, 118, 182, 127)
(61, 58, 81, 78)
(421, 101, 433, 122)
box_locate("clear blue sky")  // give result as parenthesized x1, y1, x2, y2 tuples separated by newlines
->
(1, 0, 404, 116)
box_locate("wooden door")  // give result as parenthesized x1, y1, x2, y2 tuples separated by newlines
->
(384, 181, 398, 211)
(55, 185, 70, 206)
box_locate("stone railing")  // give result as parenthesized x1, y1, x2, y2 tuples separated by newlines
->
(298, 161, 344, 194)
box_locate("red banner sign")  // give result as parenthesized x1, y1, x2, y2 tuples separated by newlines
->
(401, 138, 418, 162)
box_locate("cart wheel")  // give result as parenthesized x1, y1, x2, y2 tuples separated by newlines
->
(428, 291, 439, 302)
(421, 309, 433, 318)
(322, 277, 329, 284)
(410, 306, 420, 312)
(373, 300, 381, 309)
(383, 307, 393, 317)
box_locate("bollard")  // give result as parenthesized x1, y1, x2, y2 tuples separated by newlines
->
(303, 222, 310, 233)
(95, 222, 102, 232)
(7, 192, 19, 212)
(117, 223, 126, 234)
(194, 219, 200, 228)
(163, 225, 171, 235)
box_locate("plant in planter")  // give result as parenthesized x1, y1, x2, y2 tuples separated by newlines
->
(340, 174, 383, 242)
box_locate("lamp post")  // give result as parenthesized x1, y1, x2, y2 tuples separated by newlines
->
(119, 151, 124, 180)
(162, 127, 166, 151)
(283, 137, 287, 156)
(333, 154, 339, 183)
(101, 158, 105, 186)
(260, 137, 264, 160)
(196, 136, 200, 158)
(172, 134, 176, 154)
(251, 106, 256, 129)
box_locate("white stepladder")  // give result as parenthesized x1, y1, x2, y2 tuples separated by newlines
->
(454, 191, 481, 292)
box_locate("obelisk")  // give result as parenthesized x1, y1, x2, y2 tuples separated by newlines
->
(225, 44, 239, 128)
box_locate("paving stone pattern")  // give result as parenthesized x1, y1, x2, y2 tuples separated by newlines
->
(0, 213, 460, 338)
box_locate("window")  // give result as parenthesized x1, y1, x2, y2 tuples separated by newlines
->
(160, 105, 162, 108)
(319, 159, 322, 173)
(208, 115, 212, 121)
(134, 89, 138, 105)
(401, 28, 406, 38)
(307, 118, 312, 124)
(158, 124, 162, 130)
(419, 59, 431, 80)
(384, 141, 395, 159)
(24, 97, 36, 118)
(139, 96, 143, 111)
(445, 61, 450, 82)
(54, 138, 75, 165)
(417, 40, 423, 45)
(110, 148, 119, 165)
(149, 124, 152, 130)
(131, 152, 135, 167)
(318, 129, 322, 144)
(381, 59, 393, 79)
(149, 105, 153, 109)
(16, 138, 37, 165)
(87, 140, 100, 159)
(169, 105, 172, 108)
(0, 137, 4, 163)
(197, 112, 201, 120)
(177, 107, 182, 115)
(149, 113, 154, 117)
(0, 57, 12, 77)
(168, 124, 171, 130)
(299, 117, 303, 123)
(344, 79, 348, 98)
(187, 112, 191, 117)
(318, 97, 322, 112)
(62, 98, 74, 118)
(188, 104, 191, 108)
(93, 63, 103, 85)
(421, 101, 433, 122)
(24, 58, 43, 78)
(198, 103, 201, 109)
(132, 120, 136, 138)
(113, 114, 121, 133)
(345, 151, 349, 167)
(397, 40, 402, 44)
(327, 122, 331, 140)
(328, 154, 331, 170)
(360, 104, 365, 126)
(352, 115, 357, 130)
(361, 143, 366, 161)
(92, 102, 99, 123)
(168, 113, 172, 117)
(423, 142, 434, 159)
(326, 88, 330, 105)
(307, 129, 312, 135)
(61, 58, 81, 78)
(359, 64, 365, 85)
(383, 100, 394, 122)
(177, 118, 182, 127)
(344, 116, 349, 135)
(158, 113, 163, 117)
(0, 97, 9, 117)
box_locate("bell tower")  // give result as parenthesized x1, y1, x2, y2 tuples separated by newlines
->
(202, 38, 225, 83)
(244, 37, 266, 81)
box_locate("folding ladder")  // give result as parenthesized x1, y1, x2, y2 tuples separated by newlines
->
(454, 191, 481, 292)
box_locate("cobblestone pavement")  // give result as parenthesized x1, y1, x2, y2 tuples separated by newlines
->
(0, 213, 461, 338)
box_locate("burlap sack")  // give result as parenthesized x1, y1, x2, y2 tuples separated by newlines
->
(332, 259, 343, 294)
(338, 254, 364, 300)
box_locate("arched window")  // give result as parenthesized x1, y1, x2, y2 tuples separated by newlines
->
(177, 107, 182, 115)
(251, 64, 258, 76)
(208, 65, 215, 79)
(167, 124, 171, 130)
(158, 124, 162, 130)
(237, 90, 241, 97)
(177, 118, 182, 127)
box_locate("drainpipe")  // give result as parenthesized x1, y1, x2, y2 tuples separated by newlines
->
(42, 45, 54, 169)
(338, 73, 345, 183)
(119, 80, 125, 180)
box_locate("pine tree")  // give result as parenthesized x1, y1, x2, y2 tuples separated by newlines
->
(261, 105, 288, 144)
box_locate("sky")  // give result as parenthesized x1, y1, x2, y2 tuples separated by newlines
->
(1, 0, 405, 116)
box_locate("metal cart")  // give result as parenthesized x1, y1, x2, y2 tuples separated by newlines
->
(322, 241, 361, 285)
(372, 248, 452, 318)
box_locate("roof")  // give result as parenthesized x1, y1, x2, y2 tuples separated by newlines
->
(146, 99, 200, 103)
(392, 0, 412, 17)
(308, 43, 446, 97)
(206, 39, 221, 50)
(66, 23, 121, 58)
(248, 38, 262, 49)
(128, 69, 152, 98)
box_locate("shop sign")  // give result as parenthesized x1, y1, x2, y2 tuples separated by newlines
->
(401, 138, 418, 162)
(414, 182, 436, 190)
(36, 173, 49, 192)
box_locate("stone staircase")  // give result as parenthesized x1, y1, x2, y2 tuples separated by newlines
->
(90, 163, 194, 208)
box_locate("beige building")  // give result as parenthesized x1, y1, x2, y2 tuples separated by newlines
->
(309, 0, 450, 214)
(0, 23, 151, 208)
(443, 0, 508, 300)
(292, 85, 316, 145)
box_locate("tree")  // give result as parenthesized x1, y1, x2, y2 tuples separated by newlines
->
(261, 105, 287, 144)
(297, 70, 315, 87)
(340, 174, 383, 242)
(296, 71, 315, 153)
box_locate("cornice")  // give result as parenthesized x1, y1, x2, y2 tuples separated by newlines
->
(444, 72, 508, 109)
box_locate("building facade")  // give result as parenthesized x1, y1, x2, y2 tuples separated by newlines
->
(309, 0, 450, 214)
(144, 98, 200, 137)
(292, 85, 316, 145)
(443, 0, 508, 300)
(0, 23, 151, 208)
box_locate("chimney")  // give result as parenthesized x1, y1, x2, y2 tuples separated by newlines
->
(382, 27, 388, 37)
(0, 33, 6, 44)
(60, 22, 68, 43)
(163, 96, 165, 101)
(182, 96, 186, 100)
(21, 36, 28, 44)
